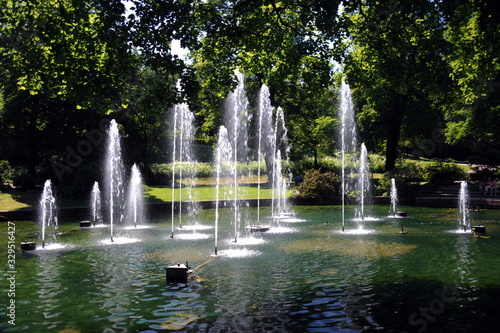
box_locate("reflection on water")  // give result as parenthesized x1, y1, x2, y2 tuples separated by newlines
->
(2, 205, 500, 332)
(34, 253, 64, 331)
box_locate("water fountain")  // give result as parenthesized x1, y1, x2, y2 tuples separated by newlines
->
(81, 181, 102, 227)
(224, 71, 251, 243)
(458, 180, 470, 232)
(255, 84, 274, 227)
(214, 126, 233, 255)
(170, 105, 178, 238)
(125, 164, 145, 228)
(39, 179, 58, 248)
(272, 107, 292, 221)
(390, 178, 398, 217)
(338, 82, 358, 231)
(91, 181, 102, 226)
(104, 119, 125, 243)
(169, 102, 199, 238)
(355, 143, 371, 222)
(389, 178, 407, 219)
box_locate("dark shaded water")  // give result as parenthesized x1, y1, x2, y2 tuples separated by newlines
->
(1, 205, 500, 332)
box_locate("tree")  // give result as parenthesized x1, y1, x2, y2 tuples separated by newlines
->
(121, 66, 177, 174)
(0, 0, 133, 185)
(440, 0, 500, 163)
(342, 0, 450, 171)
(190, 0, 344, 159)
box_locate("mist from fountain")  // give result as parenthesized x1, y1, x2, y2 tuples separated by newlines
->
(91, 181, 102, 226)
(390, 178, 398, 217)
(39, 179, 58, 248)
(338, 82, 358, 231)
(104, 119, 125, 243)
(125, 164, 145, 228)
(458, 181, 470, 232)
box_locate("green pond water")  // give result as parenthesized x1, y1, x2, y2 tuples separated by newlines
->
(1, 205, 500, 332)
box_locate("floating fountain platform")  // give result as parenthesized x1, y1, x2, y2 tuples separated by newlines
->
(79, 221, 92, 228)
(166, 263, 191, 283)
(246, 225, 270, 232)
(20, 241, 36, 251)
(471, 225, 486, 236)
(396, 211, 407, 217)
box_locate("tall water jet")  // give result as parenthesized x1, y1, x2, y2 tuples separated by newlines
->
(256, 84, 274, 225)
(170, 103, 199, 238)
(458, 181, 470, 231)
(390, 178, 398, 217)
(39, 180, 58, 248)
(104, 119, 125, 243)
(356, 143, 371, 222)
(338, 82, 358, 231)
(214, 126, 233, 255)
(170, 106, 178, 238)
(126, 164, 144, 228)
(91, 181, 102, 226)
(272, 107, 292, 220)
(224, 71, 251, 243)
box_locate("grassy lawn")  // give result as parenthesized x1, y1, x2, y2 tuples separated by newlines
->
(183, 175, 268, 186)
(145, 184, 274, 203)
(1, 183, 276, 211)
(0, 191, 38, 210)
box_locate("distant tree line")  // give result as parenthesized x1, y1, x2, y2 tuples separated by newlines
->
(1, 0, 499, 188)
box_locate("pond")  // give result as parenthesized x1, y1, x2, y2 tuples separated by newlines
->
(1, 205, 500, 332)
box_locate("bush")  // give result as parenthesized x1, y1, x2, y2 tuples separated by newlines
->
(468, 165, 500, 181)
(424, 162, 465, 185)
(290, 157, 341, 177)
(150, 162, 212, 184)
(294, 169, 339, 199)
(0, 160, 12, 184)
(12, 167, 35, 189)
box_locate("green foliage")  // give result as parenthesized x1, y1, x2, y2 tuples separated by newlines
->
(1, 0, 500, 190)
(150, 162, 213, 184)
(12, 167, 33, 189)
(149, 161, 267, 184)
(369, 154, 386, 173)
(294, 169, 339, 200)
(290, 154, 386, 177)
(423, 162, 465, 185)
(191, 0, 342, 151)
(0, 160, 13, 184)
(344, 0, 450, 170)
(378, 160, 424, 195)
(290, 157, 340, 177)
(467, 165, 500, 182)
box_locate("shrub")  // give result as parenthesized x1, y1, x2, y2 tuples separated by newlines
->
(0, 160, 12, 184)
(12, 167, 35, 189)
(468, 165, 500, 181)
(294, 169, 339, 199)
(424, 162, 465, 185)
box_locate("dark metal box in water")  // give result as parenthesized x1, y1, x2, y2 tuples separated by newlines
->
(166, 263, 189, 283)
